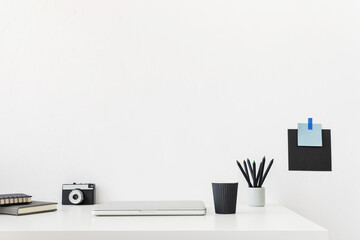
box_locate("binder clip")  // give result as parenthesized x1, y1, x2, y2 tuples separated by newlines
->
(308, 118, 313, 130)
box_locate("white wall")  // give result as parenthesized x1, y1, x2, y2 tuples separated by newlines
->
(1, 0, 359, 239)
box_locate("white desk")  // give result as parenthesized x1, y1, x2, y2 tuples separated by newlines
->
(0, 204, 328, 240)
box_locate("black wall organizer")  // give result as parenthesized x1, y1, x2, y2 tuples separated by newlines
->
(288, 129, 332, 171)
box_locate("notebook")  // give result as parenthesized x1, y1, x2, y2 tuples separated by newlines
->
(0, 201, 57, 216)
(0, 193, 32, 205)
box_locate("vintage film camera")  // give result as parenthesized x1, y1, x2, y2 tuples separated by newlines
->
(62, 183, 95, 205)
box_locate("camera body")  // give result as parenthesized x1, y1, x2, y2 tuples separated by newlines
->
(62, 183, 95, 205)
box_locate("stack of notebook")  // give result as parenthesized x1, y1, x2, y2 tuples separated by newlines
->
(0, 193, 57, 216)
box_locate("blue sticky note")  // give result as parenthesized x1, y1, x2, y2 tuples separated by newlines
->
(297, 123, 323, 147)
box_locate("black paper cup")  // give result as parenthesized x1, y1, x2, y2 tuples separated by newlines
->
(212, 182, 238, 214)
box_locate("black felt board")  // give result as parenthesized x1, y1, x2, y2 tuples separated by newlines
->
(288, 129, 332, 171)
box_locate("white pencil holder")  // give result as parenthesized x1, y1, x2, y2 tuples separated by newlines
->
(248, 187, 265, 207)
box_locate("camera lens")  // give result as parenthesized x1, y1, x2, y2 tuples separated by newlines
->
(69, 189, 84, 205)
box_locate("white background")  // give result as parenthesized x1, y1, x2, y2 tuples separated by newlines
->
(0, 0, 359, 239)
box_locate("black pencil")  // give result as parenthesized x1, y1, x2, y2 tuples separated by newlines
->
(252, 161, 257, 187)
(247, 158, 253, 174)
(258, 157, 266, 187)
(256, 158, 264, 187)
(260, 159, 274, 187)
(243, 160, 253, 187)
(247, 159, 255, 187)
(236, 160, 252, 187)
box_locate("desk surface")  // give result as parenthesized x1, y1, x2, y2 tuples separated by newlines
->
(0, 204, 328, 240)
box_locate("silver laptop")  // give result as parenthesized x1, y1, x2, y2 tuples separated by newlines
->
(92, 201, 206, 216)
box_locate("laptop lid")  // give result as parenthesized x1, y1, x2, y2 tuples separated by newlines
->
(92, 201, 206, 216)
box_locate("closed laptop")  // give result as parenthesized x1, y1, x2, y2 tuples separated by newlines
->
(92, 201, 206, 216)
